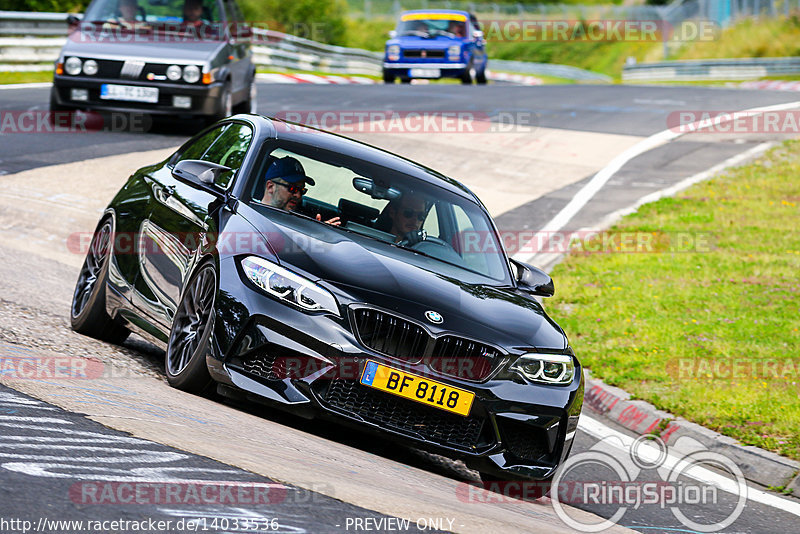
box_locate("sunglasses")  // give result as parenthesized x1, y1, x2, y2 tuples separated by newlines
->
(273, 181, 307, 196)
(402, 209, 426, 221)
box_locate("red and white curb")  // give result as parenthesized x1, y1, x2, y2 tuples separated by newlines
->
(256, 73, 377, 84)
(255, 71, 543, 86)
(740, 80, 800, 91)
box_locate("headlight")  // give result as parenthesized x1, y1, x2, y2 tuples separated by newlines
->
(241, 256, 340, 316)
(64, 56, 82, 75)
(510, 353, 575, 385)
(387, 45, 400, 61)
(82, 59, 98, 75)
(447, 45, 461, 60)
(166, 65, 182, 81)
(182, 65, 201, 83)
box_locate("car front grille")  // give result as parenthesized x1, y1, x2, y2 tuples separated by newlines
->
(324, 379, 486, 450)
(351, 307, 501, 381)
(403, 49, 446, 59)
(352, 308, 427, 363)
(499, 419, 553, 462)
(429, 336, 498, 381)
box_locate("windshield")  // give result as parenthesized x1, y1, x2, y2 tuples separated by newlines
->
(246, 139, 511, 284)
(83, 0, 222, 32)
(396, 13, 468, 38)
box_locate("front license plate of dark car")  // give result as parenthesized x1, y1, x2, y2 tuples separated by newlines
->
(360, 360, 474, 417)
(100, 84, 159, 103)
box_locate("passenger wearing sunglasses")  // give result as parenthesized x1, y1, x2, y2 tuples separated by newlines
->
(260, 156, 340, 225)
(387, 193, 427, 242)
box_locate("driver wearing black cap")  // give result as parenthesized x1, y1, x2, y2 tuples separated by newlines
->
(260, 156, 340, 225)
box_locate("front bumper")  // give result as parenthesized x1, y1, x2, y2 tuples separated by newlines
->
(209, 257, 584, 481)
(52, 74, 223, 116)
(383, 62, 468, 79)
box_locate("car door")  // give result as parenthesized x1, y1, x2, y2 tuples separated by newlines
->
(135, 121, 253, 331)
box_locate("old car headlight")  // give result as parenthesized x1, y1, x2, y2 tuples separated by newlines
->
(241, 256, 340, 316)
(65, 56, 82, 75)
(182, 65, 201, 83)
(387, 45, 400, 61)
(166, 65, 182, 81)
(510, 353, 575, 385)
(82, 59, 98, 75)
(447, 45, 461, 60)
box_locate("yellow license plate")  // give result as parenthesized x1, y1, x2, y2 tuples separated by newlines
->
(359, 360, 475, 417)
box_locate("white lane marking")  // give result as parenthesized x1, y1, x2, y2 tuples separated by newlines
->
(0, 416, 72, 423)
(578, 414, 800, 517)
(513, 99, 800, 264)
(589, 141, 773, 231)
(0, 82, 52, 90)
(529, 142, 775, 269)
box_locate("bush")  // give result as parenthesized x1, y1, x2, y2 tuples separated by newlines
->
(2, 0, 91, 12)
(238, 0, 348, 45)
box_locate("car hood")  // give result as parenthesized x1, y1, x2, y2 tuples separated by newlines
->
(247, 210, 567, 350)
(62, 30, 224, 63)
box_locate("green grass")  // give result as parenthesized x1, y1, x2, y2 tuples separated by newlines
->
(549, 141, 800, 460)
(673, 16, 800, 60)
(0, 71, 53, 85)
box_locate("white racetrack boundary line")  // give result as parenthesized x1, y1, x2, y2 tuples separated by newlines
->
(512, 99, 800, 264)
(0, 82, 52, 90)
(579, 415, 800, 518)
(529, 141, 776, 269)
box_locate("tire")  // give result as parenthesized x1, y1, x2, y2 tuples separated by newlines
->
(70, 219, 130, 344)
(476, 68, 487, 85)
(165, 262, 216, 393)
(400, 77, 411, 84)
(211, 82, 233, 123)
(382, 70, 396, 84)
(460, 61, 474, 85)
(233, 75, 256, 114)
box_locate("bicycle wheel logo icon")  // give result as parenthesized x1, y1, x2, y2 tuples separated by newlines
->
(551, 435, 748, 532)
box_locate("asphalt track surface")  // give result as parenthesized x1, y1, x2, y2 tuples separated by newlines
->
(1, 81, 800, 533)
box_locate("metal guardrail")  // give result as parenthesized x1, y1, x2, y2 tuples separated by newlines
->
(622, 57, 800, 81)
(491, 59, 611, 82)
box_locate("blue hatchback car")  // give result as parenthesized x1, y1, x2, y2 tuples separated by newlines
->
(383, 10, 488, 84)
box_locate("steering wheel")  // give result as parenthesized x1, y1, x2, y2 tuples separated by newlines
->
(398, 230, 451, 249)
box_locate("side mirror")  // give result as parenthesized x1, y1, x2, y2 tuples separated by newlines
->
(388, 30, 397, 38)
(510, 259, 555, 297)
(472, 30, 484, 40)
(172, 159, 231, 191)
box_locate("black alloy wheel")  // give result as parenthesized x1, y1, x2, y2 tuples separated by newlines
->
(165, 262, 216, 393)
(71, 219, 130, 343)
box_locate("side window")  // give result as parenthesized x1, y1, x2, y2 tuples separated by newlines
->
(175, 125, 227, 163)
(421, 203, 440, 237)
(200, 123, 253, 189)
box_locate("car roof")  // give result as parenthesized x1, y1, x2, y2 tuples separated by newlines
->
(400, 9, 471, 16)
(241, 114, 482, 204)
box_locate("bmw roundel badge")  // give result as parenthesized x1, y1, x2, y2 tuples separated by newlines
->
(425, 310, 443, 324)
